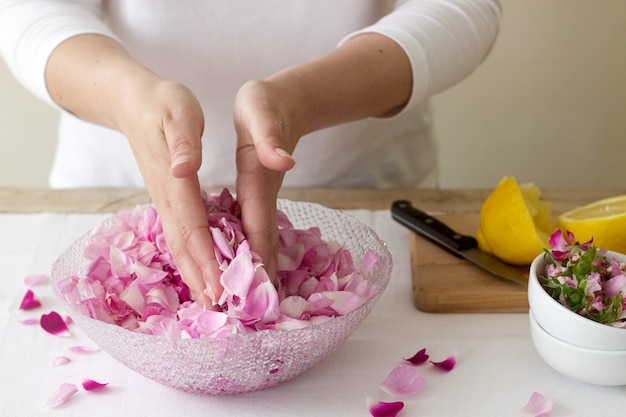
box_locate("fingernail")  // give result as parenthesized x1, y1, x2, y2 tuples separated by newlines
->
(171, 155, 191, 167)
(203, 287, 218, 304)
(275, 148, 295, 164)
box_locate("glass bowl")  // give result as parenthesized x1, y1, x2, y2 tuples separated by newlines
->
(51, 200, 392, 395)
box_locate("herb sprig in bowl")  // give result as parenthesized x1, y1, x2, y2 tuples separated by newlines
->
(539, 230, 626, 327)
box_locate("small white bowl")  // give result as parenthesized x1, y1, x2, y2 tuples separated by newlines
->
(529, 310, 626, 386)
(528, 251, 626, 351)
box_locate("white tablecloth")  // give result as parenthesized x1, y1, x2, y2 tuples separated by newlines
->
(1, 211, 625, 417)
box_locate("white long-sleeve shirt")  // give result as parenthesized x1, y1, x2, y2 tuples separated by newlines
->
(0, 0, 501, 189)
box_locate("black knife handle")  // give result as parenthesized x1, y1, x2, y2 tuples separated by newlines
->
(391, 200, 478, 254)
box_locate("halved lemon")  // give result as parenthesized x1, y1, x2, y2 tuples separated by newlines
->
(558, 195, 626, 253)
(476, 176, 556, 265)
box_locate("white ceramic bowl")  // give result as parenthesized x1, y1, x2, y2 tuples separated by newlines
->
(528, 251, 626, 351)
(51, 200, 392, 395)
(529, 310, 626, 386)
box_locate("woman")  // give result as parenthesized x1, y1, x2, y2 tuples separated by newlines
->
(0, 0, 501, 306)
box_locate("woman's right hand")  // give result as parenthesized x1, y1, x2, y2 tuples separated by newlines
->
(120, 79, 224, 307)
(45, 34, 223, 306)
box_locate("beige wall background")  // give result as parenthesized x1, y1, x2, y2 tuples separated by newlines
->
(1, 0, 625, 189)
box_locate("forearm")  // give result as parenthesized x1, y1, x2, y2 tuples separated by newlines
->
(44, 34, 162, 132)
(266, 33, 412, 136)
(0, 0, 116, 107)
(265, 0, 501, 137)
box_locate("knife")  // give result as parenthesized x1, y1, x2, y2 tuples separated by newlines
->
(391, 200, 528, 285)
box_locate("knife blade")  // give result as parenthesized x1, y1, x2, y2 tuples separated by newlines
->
(391, 200, 528, 285)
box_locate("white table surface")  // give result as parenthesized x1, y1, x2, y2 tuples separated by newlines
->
(1, 211, 625, 416)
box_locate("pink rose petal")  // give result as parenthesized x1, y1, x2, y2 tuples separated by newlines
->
(24, 274, 49, 286)
(191, 309, 228, 336)
(68, 345, 100, 354)
(604, 274, 626, 299)
(218, 252, 256, 305)
(522, 392, 553, 417)
(40, 311, 71, 336)
(320, 290, 367, 315)
(82, 379, 108, 391)
(366, 396, 404, 417)
(19, 289, 42, 310)
(43, 383, 78, 408)
(18, 318, 40, 325)
(51, 356, 71, 367)
(430, 355, 456, 372)
(380, 364, 425, 397)
(244, 280, 281, 323)
(404, 348, 429, 366)
(360, 250, 379, 273)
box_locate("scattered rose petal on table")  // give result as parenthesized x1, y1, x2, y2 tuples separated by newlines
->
(24, 274, 49, 286)
(42, 383, 78, 408)
(522, 392, 553, 417)
(403, 348, 429, 366)
(68, 345, 100, 354)
(379, 365, 425, 397)
(366, 396, 404, 417)
(430, 355, 456, 372)
(18, 318, 40, 325)
(82, 379, 108, 391)
(51, 356, 71, 367)
(40, 311, 71, 336)
(19, 289, 41, 310)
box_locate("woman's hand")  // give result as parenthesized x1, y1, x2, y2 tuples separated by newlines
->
(233, 80, 298, 281)
(45, 35, 223, 306)
(122, 80, 224, 306)
(233, 33, 413, 277)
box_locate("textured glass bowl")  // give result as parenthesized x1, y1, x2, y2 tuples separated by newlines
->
(51, 200, 392, 395)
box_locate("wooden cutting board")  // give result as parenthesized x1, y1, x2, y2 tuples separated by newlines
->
(410, 212, 530, 313)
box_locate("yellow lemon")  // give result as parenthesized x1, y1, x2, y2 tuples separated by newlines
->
(476, 176, 556, 265)
(558, 195, 626, 254)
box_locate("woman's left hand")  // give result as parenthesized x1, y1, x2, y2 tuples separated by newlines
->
(233, 79, 299, 281)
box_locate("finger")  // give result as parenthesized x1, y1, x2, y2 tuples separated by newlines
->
(238, 178, 280, 283)
(255, 138, 296, 172)
(236, 142, 281, 283)
(140, 138, 222, 305)
(163, 176, 224, 304)
(164, 93, 204, 178)
(168, 242, 212, 307)
(235, 102, 295, 172)
(159, 96, 222, 301)
(169, 138, 202, 178)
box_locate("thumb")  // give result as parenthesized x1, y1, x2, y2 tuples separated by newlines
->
(249, 118, 296, 172)
(161, 87, 205, 178)
(168, 133, 203, 178)
(165, 117, 204, 179)
(255, 138, 296, 172)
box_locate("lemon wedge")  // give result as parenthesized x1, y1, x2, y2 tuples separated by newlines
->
(558, 195, 626, 254)
(476, 176, 556, 265)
